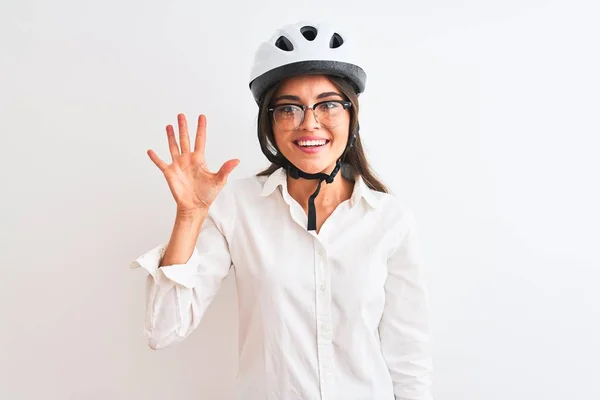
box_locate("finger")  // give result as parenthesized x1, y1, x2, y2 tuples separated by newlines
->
(166, 124, 180, 161)
(216, 159, 240, 184)
(194, 114, 207, 156)
(178, 113, 191, 154)
(147, 149, 169, 172)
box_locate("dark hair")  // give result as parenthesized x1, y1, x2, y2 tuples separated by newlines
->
(255, 75, 389, 193)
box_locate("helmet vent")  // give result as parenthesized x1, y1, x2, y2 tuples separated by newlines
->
(300, 26, 318, 41)
(329, 33, 344, 48)
(275, 36, 294, 51)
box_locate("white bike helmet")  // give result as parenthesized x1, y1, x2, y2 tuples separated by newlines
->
(249, 21, 367, 232)
(249, 21, 367, 103)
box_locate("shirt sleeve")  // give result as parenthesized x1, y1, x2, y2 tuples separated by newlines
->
(130, 201, 234, 350)
(379, 207, 434, 400)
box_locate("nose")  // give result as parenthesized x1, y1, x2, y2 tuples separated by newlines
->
(299, 108, 320, 130)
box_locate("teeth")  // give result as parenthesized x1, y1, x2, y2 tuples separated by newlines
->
(297, 140, 327, 147)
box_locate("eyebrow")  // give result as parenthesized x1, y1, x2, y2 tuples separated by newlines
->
(272, 91, 344, 103)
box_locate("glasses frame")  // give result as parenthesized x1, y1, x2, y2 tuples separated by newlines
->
(268, 100, 352, 131)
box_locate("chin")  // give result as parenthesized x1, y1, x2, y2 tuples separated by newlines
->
(287, 157, 335, 175)
(278, 143, 344, 175)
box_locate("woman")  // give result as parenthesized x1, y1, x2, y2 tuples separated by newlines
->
(131, 21, 433, 400)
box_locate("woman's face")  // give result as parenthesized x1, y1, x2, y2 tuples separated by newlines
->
(270, 75, 351, 175)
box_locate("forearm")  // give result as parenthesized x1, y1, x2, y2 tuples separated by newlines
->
(160, 208, 208, 267)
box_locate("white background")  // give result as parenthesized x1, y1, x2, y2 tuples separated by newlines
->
(1, 0, 599, 399)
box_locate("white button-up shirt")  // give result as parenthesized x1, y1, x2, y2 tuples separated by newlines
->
(130, 167, 433, 400)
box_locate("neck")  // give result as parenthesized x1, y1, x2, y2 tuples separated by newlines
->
(286, 165, 353, 211)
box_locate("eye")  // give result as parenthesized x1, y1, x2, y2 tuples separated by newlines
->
(317, 101, 340, 112)
(277, 105, 300, 114)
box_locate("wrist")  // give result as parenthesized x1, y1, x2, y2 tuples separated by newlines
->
(176, 207, 208, 221)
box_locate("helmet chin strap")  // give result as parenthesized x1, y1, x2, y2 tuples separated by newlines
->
(284, 128, 358, 231)
(286, 160, 341, 231)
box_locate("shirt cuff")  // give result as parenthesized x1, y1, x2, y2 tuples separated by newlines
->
(130, 243, 201, 289)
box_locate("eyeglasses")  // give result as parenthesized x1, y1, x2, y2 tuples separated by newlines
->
(268, 100, 352, 131)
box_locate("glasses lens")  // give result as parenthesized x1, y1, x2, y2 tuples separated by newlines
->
(273, 105, 303, 131)
(315, 101, 345, 129)
(272, 101, 348, 130)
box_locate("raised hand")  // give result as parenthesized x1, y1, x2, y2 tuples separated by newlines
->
(147, 114, 240, 214)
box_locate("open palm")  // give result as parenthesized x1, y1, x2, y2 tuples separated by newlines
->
(147, 114, 240, 213)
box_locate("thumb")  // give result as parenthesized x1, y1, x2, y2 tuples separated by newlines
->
(216, 159, 240, 184)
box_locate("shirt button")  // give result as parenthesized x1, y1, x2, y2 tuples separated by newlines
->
(317, 248, 326, 256)
(319, 283, 326, 291)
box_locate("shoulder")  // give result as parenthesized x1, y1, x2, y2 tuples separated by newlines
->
(220, 173, 267, 199)
(210, 173, 267, 211)
(372, 188, 414, 216)
(370, 189, 418, 234)
(207, 174, 267, 236)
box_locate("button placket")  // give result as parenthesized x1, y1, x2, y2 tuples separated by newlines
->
(314, 240, 332, 398)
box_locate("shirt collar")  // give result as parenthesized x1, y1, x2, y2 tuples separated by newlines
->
(259, 167, 380, 209)
(350, 174, 380, 209)
(259, 167, 287, 198)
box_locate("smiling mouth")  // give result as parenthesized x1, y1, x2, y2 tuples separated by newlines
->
(293, 139, 331, 148)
